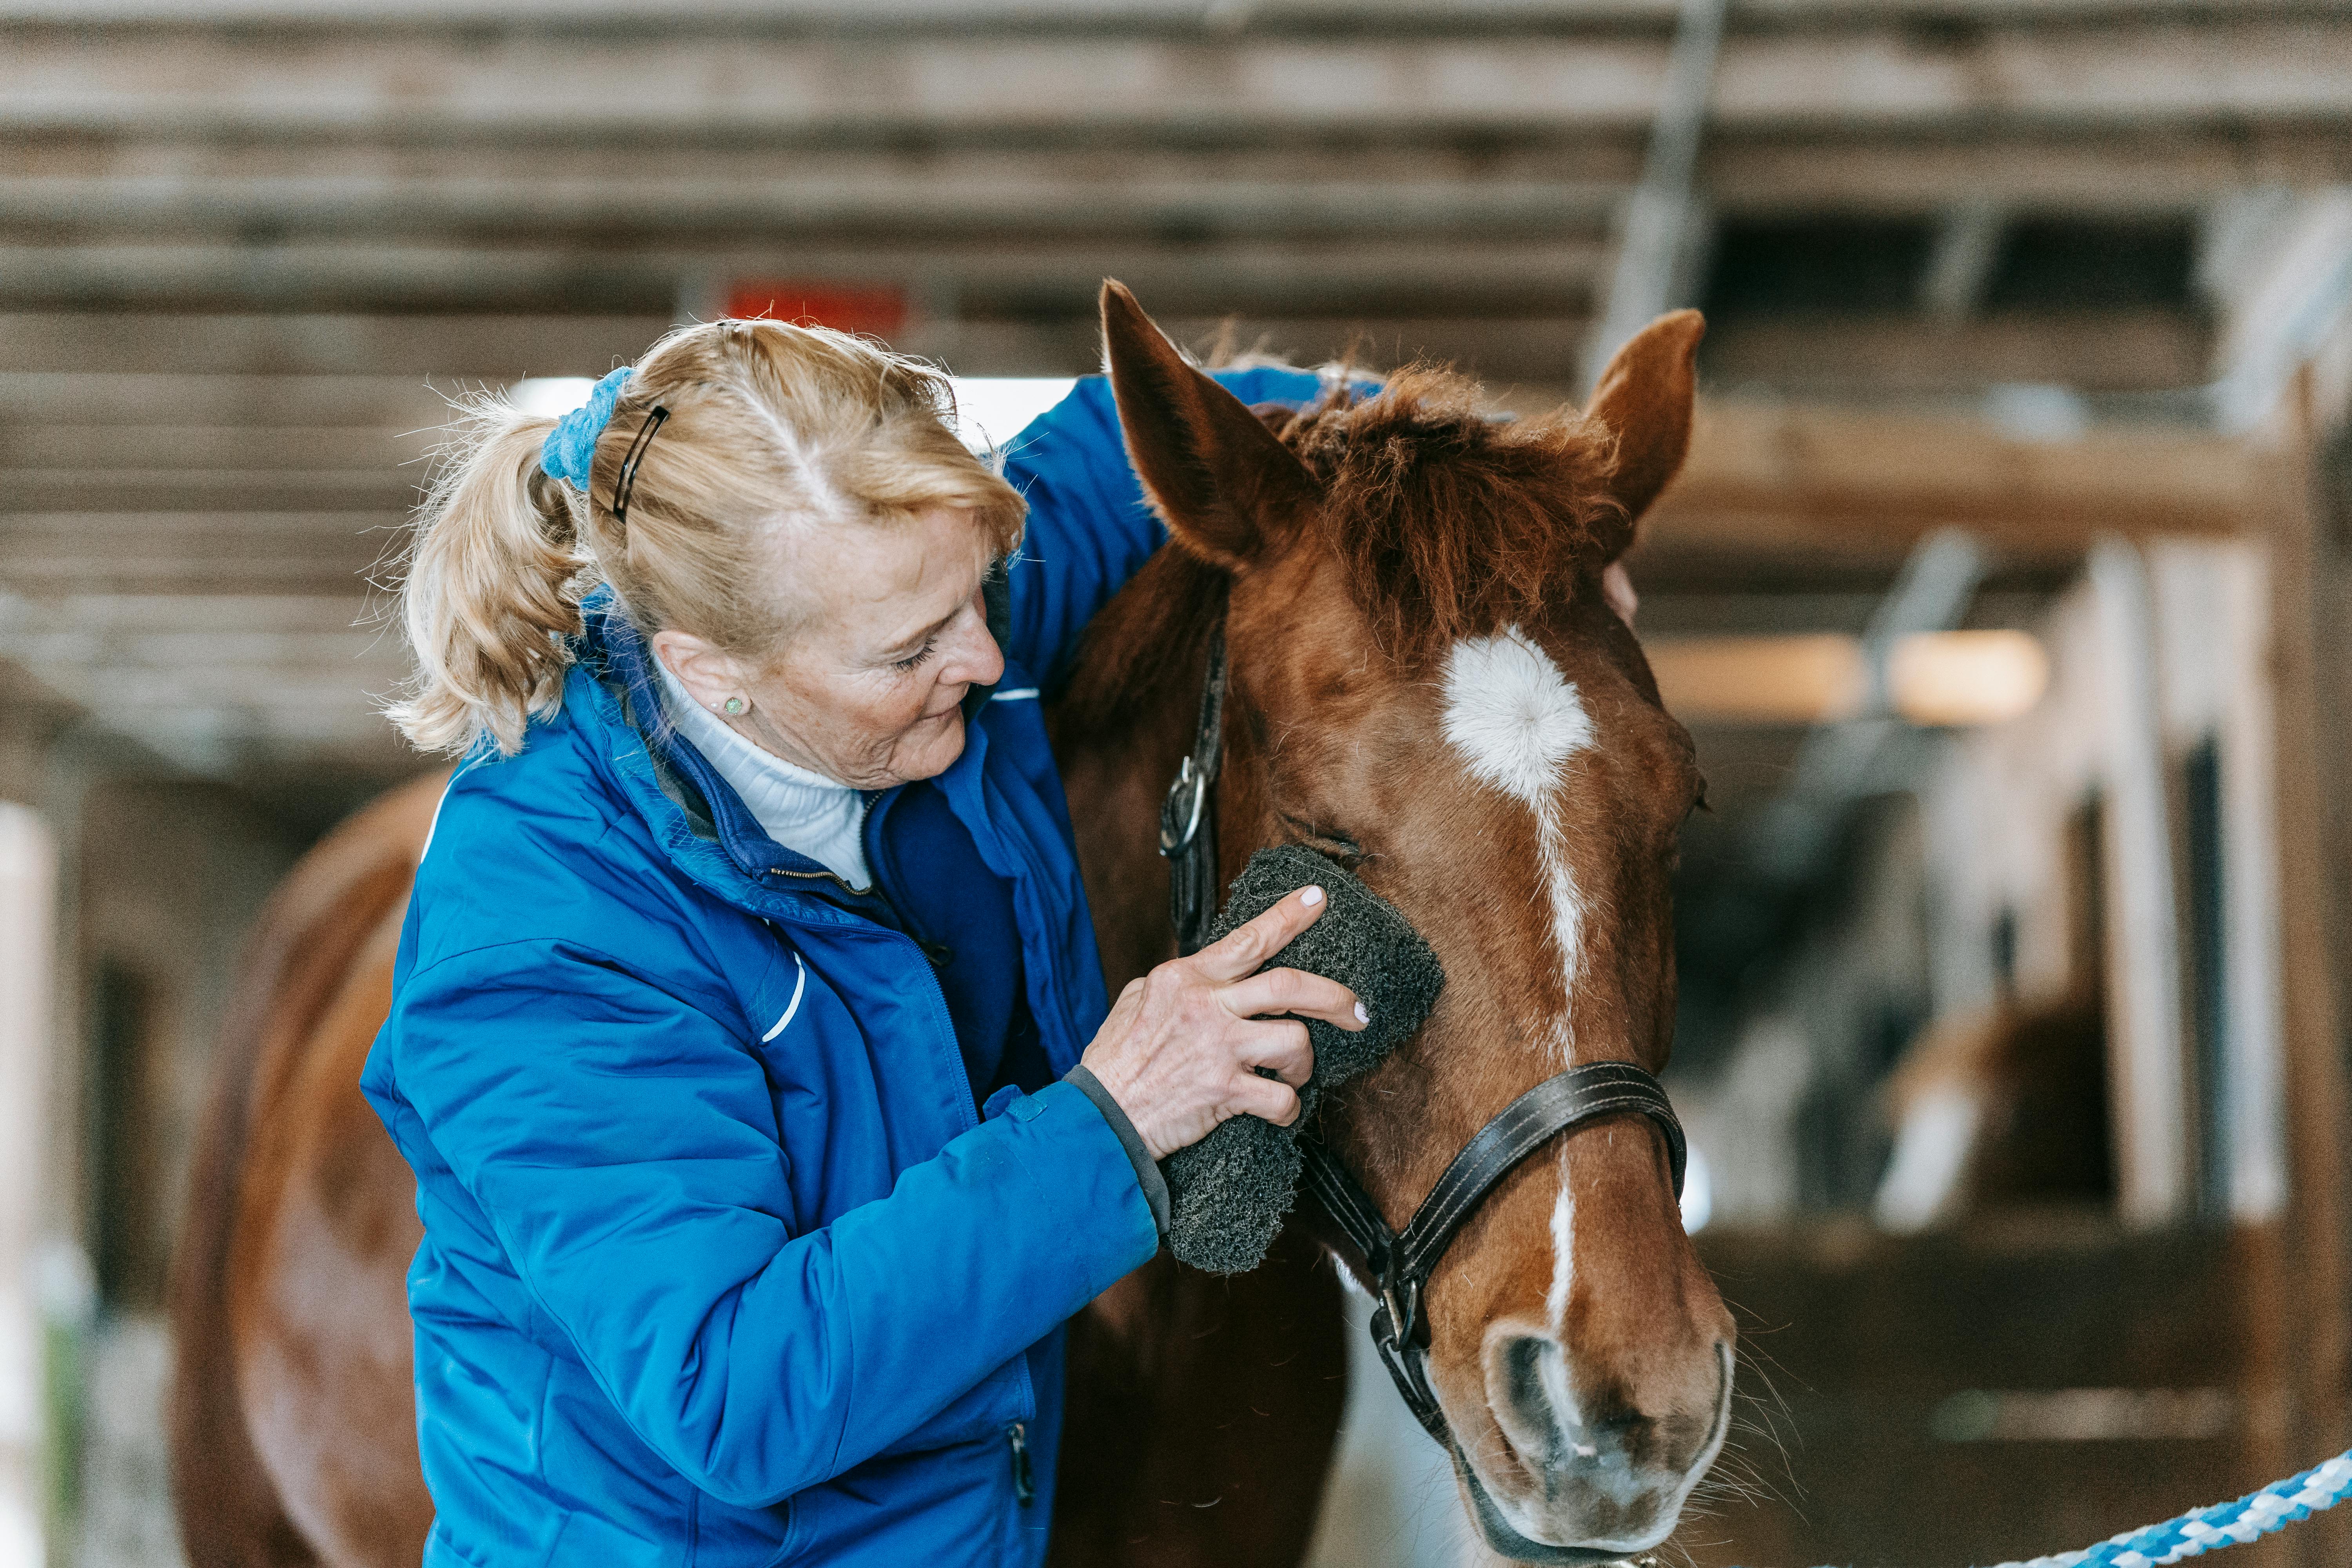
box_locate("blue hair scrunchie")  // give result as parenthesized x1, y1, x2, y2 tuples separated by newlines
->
(539, 365, 633, 488)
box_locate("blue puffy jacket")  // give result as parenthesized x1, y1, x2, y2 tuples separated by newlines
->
(360, 368, 1327, 1568)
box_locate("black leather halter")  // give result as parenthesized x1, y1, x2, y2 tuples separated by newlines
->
(1156, 619, 1688, 1453)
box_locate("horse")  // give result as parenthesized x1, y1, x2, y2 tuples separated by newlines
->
(169, 283, 1730, 1567)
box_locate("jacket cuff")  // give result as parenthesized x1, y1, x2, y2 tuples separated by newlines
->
(1063, 1065, 1170, 1238)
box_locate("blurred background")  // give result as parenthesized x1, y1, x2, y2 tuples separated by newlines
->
(2, 2, 2351, 1565)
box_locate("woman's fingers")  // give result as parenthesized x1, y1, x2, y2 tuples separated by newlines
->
(1234, 1018, 1314, 1088)
(1219, 966, 1365, 1030)
(1190, 884, 1330, 983)
(1226, 1070, 1303, 1129)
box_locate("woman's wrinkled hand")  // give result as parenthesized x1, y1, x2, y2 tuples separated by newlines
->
(1078, 885, 1369, 1161)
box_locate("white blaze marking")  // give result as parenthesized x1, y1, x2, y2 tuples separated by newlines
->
(1430, 630, 1599, 1410)
(1440, 625, 1596, 1059)
(1444, 627, 1599, 1396)
(1546, 1145, 1577, 1335)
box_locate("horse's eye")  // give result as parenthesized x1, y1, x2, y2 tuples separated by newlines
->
(1277, 810, 1365, 863)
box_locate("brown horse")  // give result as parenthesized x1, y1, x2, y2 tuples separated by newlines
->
(170, 285, 1729, 1566)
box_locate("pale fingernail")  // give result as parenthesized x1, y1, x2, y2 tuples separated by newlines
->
(1301, 886, 1325, 907)
(1354, 1001, 1370, 1024)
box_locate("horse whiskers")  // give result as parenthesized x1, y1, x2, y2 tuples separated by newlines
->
(1713, 1423, 1802, 1514)
(1685, 1454, 1779, 1513)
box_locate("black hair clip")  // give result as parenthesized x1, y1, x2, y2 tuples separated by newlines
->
(612, 405, 669, 528)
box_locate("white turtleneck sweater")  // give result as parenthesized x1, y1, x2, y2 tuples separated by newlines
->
(653, 657, 874, 890)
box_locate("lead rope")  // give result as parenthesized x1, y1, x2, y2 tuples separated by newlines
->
(1965, 1449, 2352, 1568)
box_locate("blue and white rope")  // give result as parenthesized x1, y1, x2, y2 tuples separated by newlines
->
(1977, 1449, 2352, 1568)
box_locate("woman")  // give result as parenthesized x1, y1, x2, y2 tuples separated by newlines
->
(362, 319, 1367, 1567)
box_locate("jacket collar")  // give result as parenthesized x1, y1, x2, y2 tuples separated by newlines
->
(571, 586, 1013, 918)
(581, 593, 842, 886)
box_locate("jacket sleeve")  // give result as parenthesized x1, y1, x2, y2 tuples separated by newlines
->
(999, 365, 1330, 697)
(379, 938, 1160, 1509)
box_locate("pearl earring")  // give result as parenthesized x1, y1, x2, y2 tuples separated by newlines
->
(722, 697, 746, 716)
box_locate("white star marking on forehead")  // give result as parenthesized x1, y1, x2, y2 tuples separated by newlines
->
(1440, 627, 1596, 807)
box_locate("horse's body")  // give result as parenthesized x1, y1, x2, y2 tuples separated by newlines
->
(172, 291, 1728, 1566)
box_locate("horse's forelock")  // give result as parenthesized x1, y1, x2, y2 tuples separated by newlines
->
(1285, 368, 1627, 667)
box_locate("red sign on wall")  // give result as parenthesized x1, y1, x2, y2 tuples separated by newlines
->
(722, 281, 909, 339)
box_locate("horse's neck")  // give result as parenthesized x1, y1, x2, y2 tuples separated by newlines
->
(1047, 545, 1232, 991)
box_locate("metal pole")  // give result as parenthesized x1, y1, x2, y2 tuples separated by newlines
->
(1579, 0, 1729, 397)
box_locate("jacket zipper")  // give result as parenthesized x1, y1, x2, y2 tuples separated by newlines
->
(1006, 1422, 1036, 1506)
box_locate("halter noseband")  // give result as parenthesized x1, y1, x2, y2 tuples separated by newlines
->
(1156, 615, 1688, 1485)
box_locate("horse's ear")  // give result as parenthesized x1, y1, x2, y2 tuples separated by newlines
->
(1584, 309, 1704, 560)
(1100, 280, 1319, 570)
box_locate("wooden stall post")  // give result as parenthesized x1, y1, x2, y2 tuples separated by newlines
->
(2266, 366, 2352, 1568)
(0, 804, 57, 1568)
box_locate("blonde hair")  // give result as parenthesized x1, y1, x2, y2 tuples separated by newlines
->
(389, 319, 1026, 756)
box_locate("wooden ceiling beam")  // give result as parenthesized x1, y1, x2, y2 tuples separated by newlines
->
(0, 470, 421, 512)
(5, 0, 2342, 27)
(2, 21, 2343, 144)
(0, 0, 2340, 29)
(16, 135, 2330, 219)
(0, 172, 1626, 241)
(0, 371, 454, 424)
(1702, 311, 2214, 397)
(0, 512, 397, 594)
(0, 592, 382, 632)
(0, 236, 1610, 314)
(1703, 128, 2352, 211)
(0, 312, 670, 377)
(2, 426, 435, 469)
(1634, 397, 2261, 572)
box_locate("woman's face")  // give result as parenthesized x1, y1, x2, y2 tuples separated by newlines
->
(655, 505, 1005, 790)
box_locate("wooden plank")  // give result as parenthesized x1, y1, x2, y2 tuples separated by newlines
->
(0, 313, 668, 377)
(0, 172, 1625, 240)
(0, 372, 452, 425)
(1637, 398, 2263, 566)
(0, 313, 1602, 386)
(0, 800, 54, 1568)
(0, 511, 399, 593)
(0, 628, 399, 673)
(0, 0, 2342, 27)
(1702, 311, 2212, 397)
(0, 593, 379, 632)
(2265, 378, 2352, 1566)
(0, 236, 1609, 314)
(0, 470, 422, 512)
(1705, 127, 2352, 211)
(6, 0, 2344, 27)
(0, 425, 433, 467)
(17, 132, 2327, 225)
(1646, 632, 1863, 723)
(0, 21, 2344, 143)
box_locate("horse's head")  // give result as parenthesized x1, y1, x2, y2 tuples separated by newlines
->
(1102, 283, 1733, 1563)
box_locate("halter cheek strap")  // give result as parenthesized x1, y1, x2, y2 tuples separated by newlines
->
(1158, 622, 1228, 959)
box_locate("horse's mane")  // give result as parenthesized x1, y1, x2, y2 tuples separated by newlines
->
(1285, 366, 1626, 667)
(1057, 364, 1624, 733)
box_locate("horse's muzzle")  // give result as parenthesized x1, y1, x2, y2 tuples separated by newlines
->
(1455, 1337, 1734, 1564)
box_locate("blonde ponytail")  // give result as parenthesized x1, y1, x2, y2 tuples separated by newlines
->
(388, 320, 1025, 759)
(387, 403, 588, 755)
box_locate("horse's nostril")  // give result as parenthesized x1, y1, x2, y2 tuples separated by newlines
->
(1490, 1332, 1581, 1468)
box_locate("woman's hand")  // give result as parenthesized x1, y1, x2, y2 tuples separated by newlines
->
(1079, 885, 1369, 1161)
